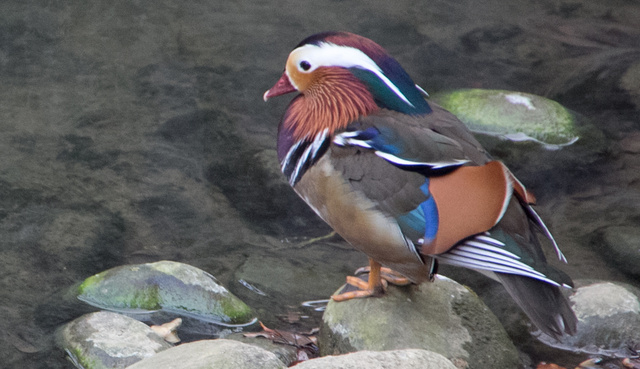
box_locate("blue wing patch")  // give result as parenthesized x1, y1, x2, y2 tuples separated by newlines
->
(395, 179, 439, 244)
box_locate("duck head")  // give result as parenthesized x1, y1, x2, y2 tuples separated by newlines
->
(264, 32, 432, 141)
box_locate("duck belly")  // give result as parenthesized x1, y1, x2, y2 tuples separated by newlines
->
(293, 155, 432, 283)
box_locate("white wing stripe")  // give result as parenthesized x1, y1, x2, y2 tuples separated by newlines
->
(374, 151, 468, 168)
(334, 132, 469, 170)
(527, 207, 566, 263)
(436, 232, 562, 287)
(455, 245, 525, 265)
(447, 248, 545, 277)
(475, 234, 505, 246)
(462, 240, 519, 259)
(333, 136, 373, 149)
(437, 254, 560, 286)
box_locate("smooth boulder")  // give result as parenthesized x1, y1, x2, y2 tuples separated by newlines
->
(126, 339, 286, 369)
(543, 281, 640, 357)
(57, 311, 172, 369)
(319, 275, 520, 369)
(294, 349, 457, 369)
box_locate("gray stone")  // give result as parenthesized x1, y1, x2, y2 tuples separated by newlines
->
(76, 261, 255, 326)
(126, 339, 286, 369)
(294, 349, 457, 369)
(600, 226, 640, 276)
(319, 276, 520, 369)
(620, 61, 640, 109)
(226, 332, 299, 367)
(542, 281, 640, 357)
(57, 311, 172, 369)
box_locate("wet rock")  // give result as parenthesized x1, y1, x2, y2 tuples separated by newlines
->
(619, 131, 640, 154)
(77, 260, 255, 326)
(543, 281, 640, 358)
(208, 147, 322, 235)
(319, 276, 520, 369)
(57, 311, 172, 369)
(620, 61, 640, 109)
(295, 349, 457, 369)
(226, 332, 299, 367)
(126, 339, 286, 369)
(232, 243, 364, 327)
(600, 226, 640, 276)
(430, 89, 579, 149)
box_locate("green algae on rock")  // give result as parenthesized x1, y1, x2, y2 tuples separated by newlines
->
(430, 89, 579, 149)
(77, 261, 255, 326)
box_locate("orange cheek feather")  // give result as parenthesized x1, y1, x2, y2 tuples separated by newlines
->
(286, 58, 314, 92)
(282, 67, 378, 141)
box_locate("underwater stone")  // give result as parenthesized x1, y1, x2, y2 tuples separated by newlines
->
(430, 89, 579, 148)
(620, 61, 640, 109)
(77, 260, 255, 326)
(57, 311, 172, 369)
(601, 226, 640, 276)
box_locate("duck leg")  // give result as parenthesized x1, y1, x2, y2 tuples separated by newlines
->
(332, 258, 406, 301)
(355, 265, 412, 286)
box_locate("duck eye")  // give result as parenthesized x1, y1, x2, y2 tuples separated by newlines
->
(299, 60, 311, 71)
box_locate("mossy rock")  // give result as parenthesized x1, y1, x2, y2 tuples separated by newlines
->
(431, 89, 580, 149)
(319, 276, 520, 369)
(77, 260, 255, 326)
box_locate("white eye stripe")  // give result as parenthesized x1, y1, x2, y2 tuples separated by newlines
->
(291, 43, 414, 107)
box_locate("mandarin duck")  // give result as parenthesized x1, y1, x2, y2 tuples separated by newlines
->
(264, 31, 577, 339)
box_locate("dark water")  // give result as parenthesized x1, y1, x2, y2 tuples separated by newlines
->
(1, 1, 639, 368)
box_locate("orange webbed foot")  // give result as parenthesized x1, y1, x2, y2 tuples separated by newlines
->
(332, 258, 408, 302)
(355, 265, 412, 286)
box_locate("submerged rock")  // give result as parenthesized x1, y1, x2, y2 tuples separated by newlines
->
(294, 349, 457, 369)
(600, 226, 640, 277)
(76, 260, 255, 326)
(620, 61, 640, 109)
(543, 281, 640, 358)
(430, 89, 580, 149)
(319, 276, 520, 369)
(57, 311, 172, 369)
(126, 339, 286, 369)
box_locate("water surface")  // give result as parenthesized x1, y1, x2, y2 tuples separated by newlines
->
(1, 1, 639, 367)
